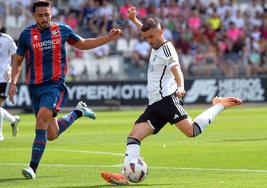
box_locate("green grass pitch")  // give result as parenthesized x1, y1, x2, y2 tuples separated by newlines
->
(0, 106, 266, 188)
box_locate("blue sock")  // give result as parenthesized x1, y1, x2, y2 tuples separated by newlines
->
(57, 111, 81, 136)
(30, 129, 47, 172)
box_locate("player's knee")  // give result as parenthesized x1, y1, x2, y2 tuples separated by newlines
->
(36, 116, 51, 129)
(127, 137, 141, 146)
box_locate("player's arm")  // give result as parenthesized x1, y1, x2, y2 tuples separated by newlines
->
(72, 28, 123, 50)
(9, 54, 24, 103)
(4, 54, 16, 81)
(171, 64, 186, 98)
(128, 7, 143, 30)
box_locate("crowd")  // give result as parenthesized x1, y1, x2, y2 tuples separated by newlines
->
(3, 0, 267, 78)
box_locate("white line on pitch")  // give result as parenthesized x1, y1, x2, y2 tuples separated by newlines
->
(0, 148, 124, 156)
(0, 163, 266, 173)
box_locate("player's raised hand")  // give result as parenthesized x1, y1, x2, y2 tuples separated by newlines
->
(108, 28, 123, 40)
(128, 7, 137, 21)
(8, 83, 16, 104)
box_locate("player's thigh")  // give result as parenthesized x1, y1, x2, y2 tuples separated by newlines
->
(128, 122, 154, 141)
(31, 82, 68, 117)
(135, 105, 167, 135)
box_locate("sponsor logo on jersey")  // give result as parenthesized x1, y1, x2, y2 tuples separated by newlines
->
(32, 39, 61, 50)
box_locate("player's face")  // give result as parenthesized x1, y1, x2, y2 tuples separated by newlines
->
(142, 28, 164, 49)
(33, 6, 52, 29)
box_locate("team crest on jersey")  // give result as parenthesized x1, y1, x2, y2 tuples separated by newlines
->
(52, 30, 59, 36)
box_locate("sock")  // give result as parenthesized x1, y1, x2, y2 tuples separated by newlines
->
(0, 108, 3, 137)
(193, 104, 224, 136)
(123, 137, 141, 167)
(57, 110, 82, 136)
(2, 108, 15, 123)
(30, 129, 47, 172)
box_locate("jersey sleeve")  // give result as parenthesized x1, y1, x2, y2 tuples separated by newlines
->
(63, 24, 81, 45)
(16, 31, 27, 57)
(163, 42, 179, 69)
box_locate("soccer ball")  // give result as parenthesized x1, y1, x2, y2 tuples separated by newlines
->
(123, 158, 148, 183)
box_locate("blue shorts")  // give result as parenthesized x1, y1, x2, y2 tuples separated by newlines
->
(29, 81, 68, 117)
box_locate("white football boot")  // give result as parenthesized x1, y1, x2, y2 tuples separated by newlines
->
(11, 116, 20, 137)
(22, 167, 36, 179)
(75, 101, 96, 120)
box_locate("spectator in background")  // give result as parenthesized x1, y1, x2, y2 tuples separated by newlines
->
(132, 35, 151, 68)
(92, 37, 110, 58)
(99, 0, 115, 33)
(137, 1, 147, 19)
(217, 0, 228, 20)
(226, 22, 243, 43)
(260, 18, 267, 40)
(249, 46, 261, 75)
(64, 12, 78, 31)
(203, 23, 216, 43)
(249, 0, 264, 17)
(251, 26, 261, 41)
(79, 0, 98, 35)
(119, 0, 132, 20)
(188, 9, 202, 32)
(162, 21, 174, 43)
(208, 10, 221, 31)
(228, 0, 238, 17)
(168, 0, 180, 18)
(222, 9, 233, 30)
(68, 0, 85, 16)
(231, 9, 245, 29)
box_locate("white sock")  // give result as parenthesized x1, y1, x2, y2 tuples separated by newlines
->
(123, 144, 140, 167)
(194, 104, 224, 132)
(0, 108, 4, 137)
(2, 108, 15, 123)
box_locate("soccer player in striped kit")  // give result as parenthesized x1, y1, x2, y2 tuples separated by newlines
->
(101, 7, 243, 185)
(9, 0, 122, 179)
(0, 30, 20, 141)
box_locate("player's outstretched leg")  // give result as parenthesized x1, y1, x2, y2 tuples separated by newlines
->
(22, 166, 36, 179)
(190, 96, 243, 137)
(101, 171, 129, 185)
(57, 101, 96, 136)
(10, 116, 20, 137)
(212, 96, 242, 108)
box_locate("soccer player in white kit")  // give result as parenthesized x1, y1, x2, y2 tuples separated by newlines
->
(101, 7, 242, 185)
(0, 32, 20, 141)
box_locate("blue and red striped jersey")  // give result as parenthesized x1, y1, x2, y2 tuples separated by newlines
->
(17, 22, 81, 85)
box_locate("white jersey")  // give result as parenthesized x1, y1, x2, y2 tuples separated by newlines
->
(147, 41, 179, 105)
(0, 33, 17, 83)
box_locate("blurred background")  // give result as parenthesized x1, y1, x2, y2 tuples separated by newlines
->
(1, 0, 267, 110)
